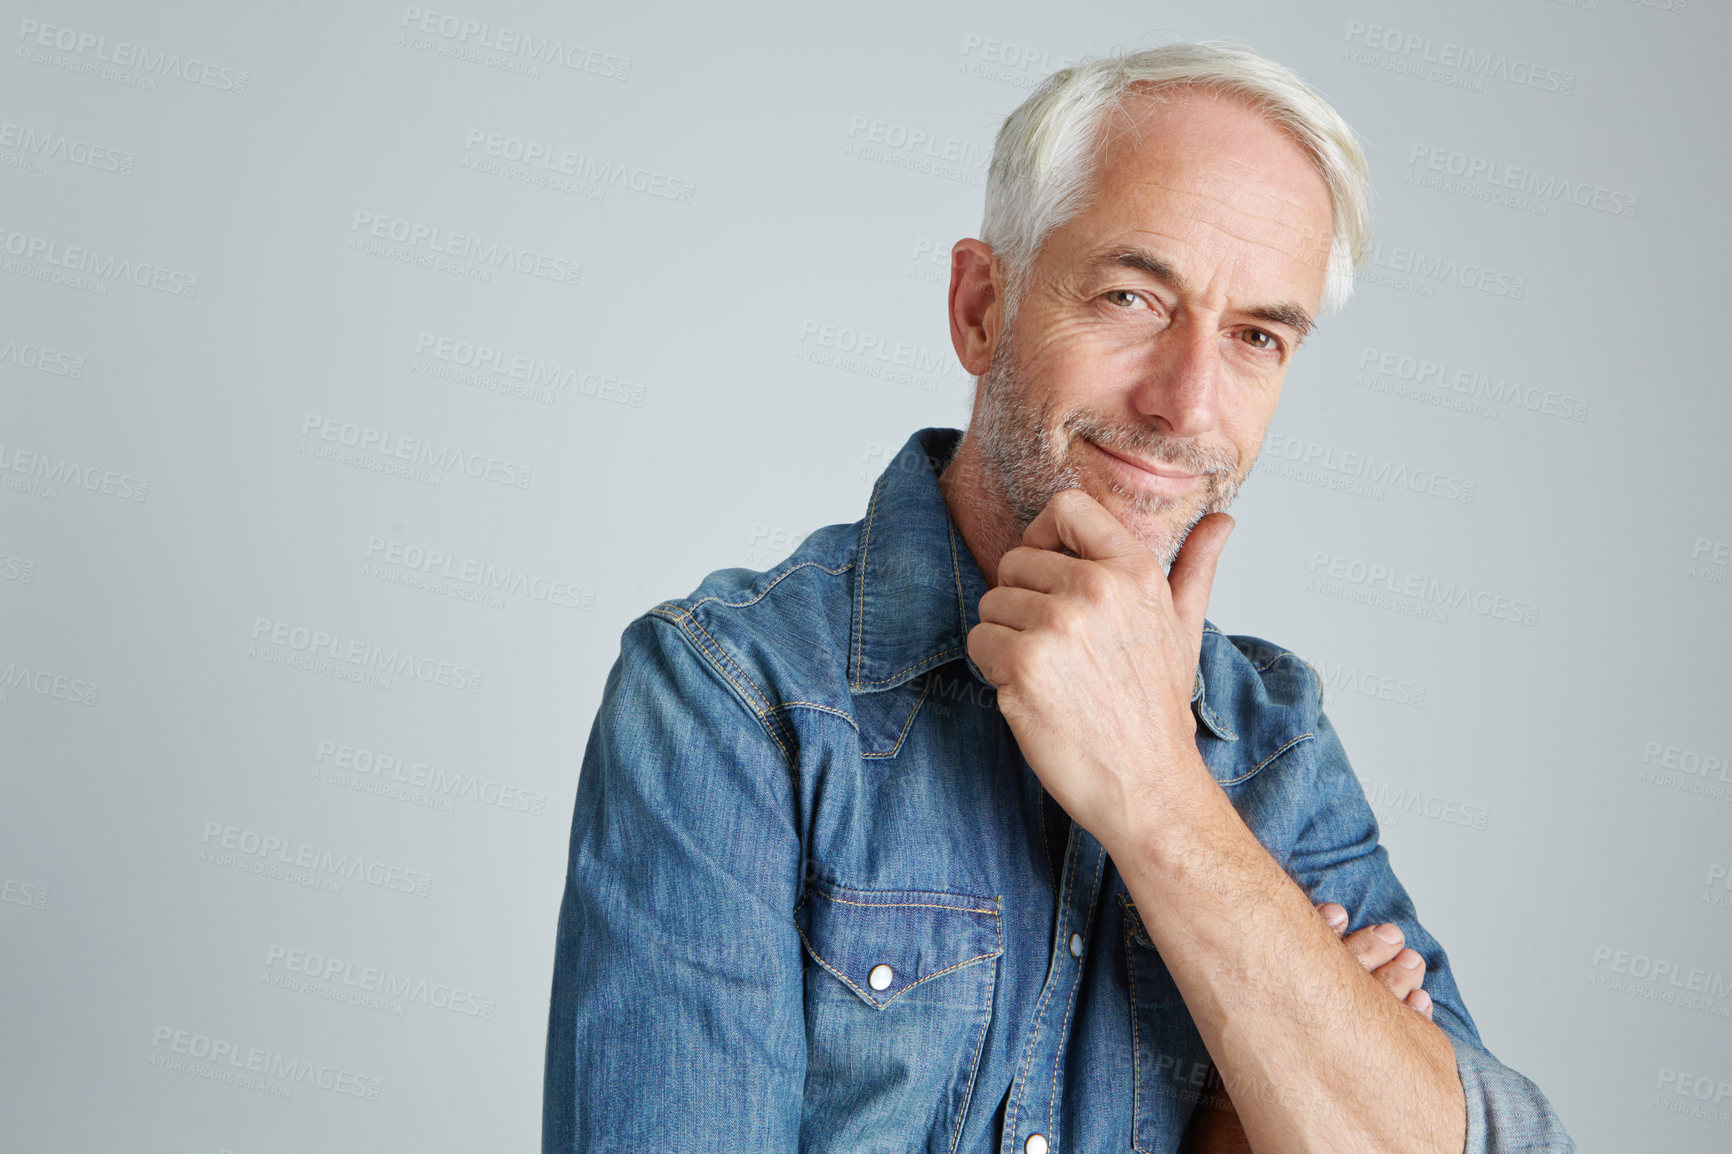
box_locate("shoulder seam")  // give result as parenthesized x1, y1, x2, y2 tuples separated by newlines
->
(657, 558, 855, 618)
(1225, 635, 1325, 711)
(643, 607, 798, 775)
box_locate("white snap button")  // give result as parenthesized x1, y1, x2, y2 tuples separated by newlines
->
(1025, 1133, 1049, 1154)
(1069, 932, 1083, 958)
(868, 964, 894, 991)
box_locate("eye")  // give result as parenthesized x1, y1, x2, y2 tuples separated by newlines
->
(1103, 289, 1151, 310)
(1238, 328, 1281, 354)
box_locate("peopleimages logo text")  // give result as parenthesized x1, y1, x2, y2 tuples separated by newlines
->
(1408, 144, 1638, 218)
(0, 227, 198, 296)
(200, 821, 433, 896)
(398, 7, 631, 79)
(265, 944, 498, 1019)
(1306, 551, 1539, 626)
(16, 19, 249, 92)
(348, 211, 580, 286)
(149, 1026, 381, 1099)
(1343, 21, 1575, 94)
(249, 616, 484, 693)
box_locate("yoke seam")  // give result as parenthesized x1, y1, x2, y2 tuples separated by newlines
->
(646, 607, 796, 776)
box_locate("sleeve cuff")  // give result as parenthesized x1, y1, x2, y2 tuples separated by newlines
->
(1445, 1025, 1577, 1153)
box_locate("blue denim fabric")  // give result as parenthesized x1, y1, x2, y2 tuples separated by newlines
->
(544, 426, 1575, 1153)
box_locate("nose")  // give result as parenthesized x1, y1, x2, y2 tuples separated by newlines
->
(1126, 316, 1220, 439)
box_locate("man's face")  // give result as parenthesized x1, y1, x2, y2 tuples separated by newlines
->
(970, 88, 1335, 567)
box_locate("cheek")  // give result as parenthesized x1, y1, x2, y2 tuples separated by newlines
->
(1221, 382, 1282, 456)
(1014, 303, 1118, 365)
(1015, 336, 1099, 401)
(1226, 416, 1275, 470)
(1021, 325, 1149, 400)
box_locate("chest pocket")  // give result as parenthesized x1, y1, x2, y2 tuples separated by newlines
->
(794, 878, 1002, 1154)
(1121, 894, 1218, 1154)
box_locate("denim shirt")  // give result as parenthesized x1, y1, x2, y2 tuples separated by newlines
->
(543, 426, 1575, 1153)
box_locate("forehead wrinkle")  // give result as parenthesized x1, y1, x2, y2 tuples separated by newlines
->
(1112, 210, 1328, 273)
(1207, 150, 1325, 212)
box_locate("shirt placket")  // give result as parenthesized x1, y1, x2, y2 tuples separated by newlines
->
(999, 816, 1107, 1154)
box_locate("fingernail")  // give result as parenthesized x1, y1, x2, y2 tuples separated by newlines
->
(1324, 905, 1347, 928)
(1409, 988, 1432, 1013)
(1372, 923, 1404, 945)
(1397, 948, 1422, 969)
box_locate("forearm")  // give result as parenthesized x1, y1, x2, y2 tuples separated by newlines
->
(1181, 1078, 1256, 1154)
(1112, 756, 1466, 1154)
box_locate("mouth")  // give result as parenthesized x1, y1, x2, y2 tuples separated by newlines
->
(1082, 438, 1201, 492)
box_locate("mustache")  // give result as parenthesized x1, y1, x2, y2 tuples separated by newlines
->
(1064, 416, 1239, 476)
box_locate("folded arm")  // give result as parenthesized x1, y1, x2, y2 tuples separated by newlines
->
(1168, 710, 1575, 1153)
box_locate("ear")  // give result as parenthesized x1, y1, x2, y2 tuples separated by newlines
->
(948, 239, 1004, 377)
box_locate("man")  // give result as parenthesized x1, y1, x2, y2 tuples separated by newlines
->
(544, 42, 1575, 1153)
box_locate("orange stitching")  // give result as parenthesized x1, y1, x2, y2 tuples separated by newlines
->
(794, 916, 1001, 1008)
(769, 700, 858, 732)
(812, 891, 1002, 916)
(946, 910, 1001, 1154)
(649, 608, 767, 711)
(1244, 732, 1315, 780)
(853, 643, 966, 689)
(792, 919, 872, 1002)
(676, 558, 854, 614)
(649, 607, 795, 773)
(862, 673, 932, 759)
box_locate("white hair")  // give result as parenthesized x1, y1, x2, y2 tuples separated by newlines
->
(980, 41, 1372, 323)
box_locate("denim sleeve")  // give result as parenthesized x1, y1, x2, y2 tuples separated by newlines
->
(1282, 708, 1576, 1153)
(542, 612, 807, 1153)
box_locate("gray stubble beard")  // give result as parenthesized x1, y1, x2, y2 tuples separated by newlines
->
(967, 319, 1249, 569)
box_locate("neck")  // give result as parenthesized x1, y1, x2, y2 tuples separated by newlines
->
(937, 430, 1023, 589)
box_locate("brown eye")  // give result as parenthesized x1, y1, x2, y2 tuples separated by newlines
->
(1241, 329, 1276, 351)
(1105, 290, 1145, 308)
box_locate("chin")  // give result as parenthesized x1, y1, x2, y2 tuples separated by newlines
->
(1099, 501, 1186, 561)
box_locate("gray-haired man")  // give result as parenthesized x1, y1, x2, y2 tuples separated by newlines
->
(544, 41, 1574, 1154)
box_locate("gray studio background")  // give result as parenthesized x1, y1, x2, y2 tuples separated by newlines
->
(3, 1, 1728, 1150)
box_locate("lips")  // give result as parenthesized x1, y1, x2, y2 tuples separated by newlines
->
(1085, 438, 1198, 481)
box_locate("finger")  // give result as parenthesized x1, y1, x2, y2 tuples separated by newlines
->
(995, 542, 1088, 595)
(1405, 988, 1434, 1019)
(964, 619, 1021, 688)
(1315, 902, 1349, 934)
(975, 583, 1049, 631)
(1021, 487, 1156, 569)
(1340, 922, 1404, 972)
(1167, 512, 1233, 640)
(1370, 948, 1426, 1001)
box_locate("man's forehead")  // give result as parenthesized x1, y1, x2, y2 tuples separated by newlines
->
(1084, 91, 1335, 252)
(1078, 196, 1331, 271)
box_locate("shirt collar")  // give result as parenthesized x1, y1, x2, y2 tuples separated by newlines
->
(847, 426, 1235, 743)
(849, 427, 989, 694)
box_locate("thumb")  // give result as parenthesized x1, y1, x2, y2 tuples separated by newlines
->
(1168, 512, 1233, 638)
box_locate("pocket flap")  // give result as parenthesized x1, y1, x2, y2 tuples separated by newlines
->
(794, 880, 1002, 1009)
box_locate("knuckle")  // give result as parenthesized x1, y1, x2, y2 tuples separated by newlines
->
(1051, 602, 1087, 637)
(1078, 568, 1113, 600)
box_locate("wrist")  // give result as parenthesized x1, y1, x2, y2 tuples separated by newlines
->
(1103, 747, 1223, 882)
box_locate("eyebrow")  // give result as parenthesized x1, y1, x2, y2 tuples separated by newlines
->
(1083, 244, 1315, 342)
